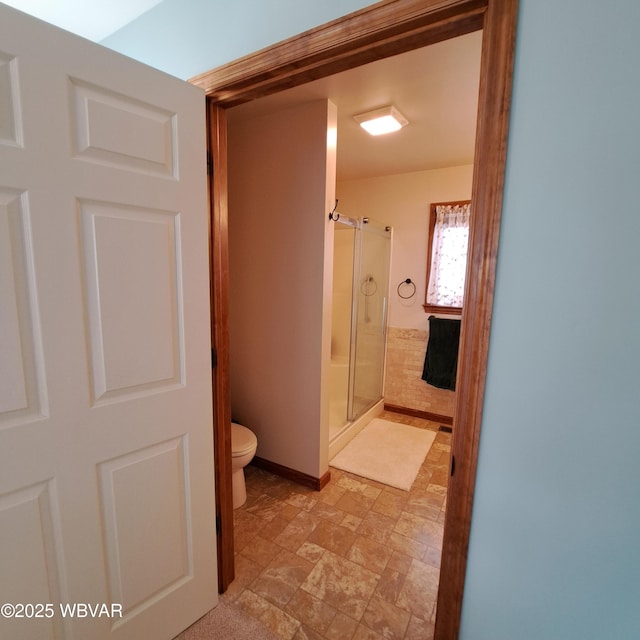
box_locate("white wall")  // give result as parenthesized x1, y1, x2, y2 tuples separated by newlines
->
(228, 100, 337, 479)
(337, 165, 473, 330)
(102, 0, 374, 79)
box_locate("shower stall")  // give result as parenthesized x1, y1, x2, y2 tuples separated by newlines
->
(329, 215, 392, 457)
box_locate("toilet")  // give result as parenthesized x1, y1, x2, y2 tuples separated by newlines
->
(231, 422, 258, 508)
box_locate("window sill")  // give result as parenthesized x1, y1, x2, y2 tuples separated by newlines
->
(422, 304, 462, 316)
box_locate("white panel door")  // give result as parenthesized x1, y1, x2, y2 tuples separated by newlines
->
(0, 5, 217, 640)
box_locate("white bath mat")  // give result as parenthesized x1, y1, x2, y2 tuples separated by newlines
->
(330, 418, 436, 491)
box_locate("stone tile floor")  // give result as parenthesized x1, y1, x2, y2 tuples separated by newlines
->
(222, 411, 451, 640)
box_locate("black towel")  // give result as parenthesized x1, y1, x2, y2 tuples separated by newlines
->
(422, 317, 461, 391)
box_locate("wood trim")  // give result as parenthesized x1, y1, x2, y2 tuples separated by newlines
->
(422, 304, 463, 315)
(207, 103, 234, 592)
(252, 457, 332, 491)
(190, 0, 486, 106)
(196, 0, 518, 632)
(384, 403, 454, 426)
(435, 1, 518, 638)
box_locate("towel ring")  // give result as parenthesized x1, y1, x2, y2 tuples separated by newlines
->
(397, 278, 416, 299)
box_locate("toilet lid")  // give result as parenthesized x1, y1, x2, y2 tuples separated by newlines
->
(231, 422, 257, 456)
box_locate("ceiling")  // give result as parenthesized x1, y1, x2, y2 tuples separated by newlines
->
(228, 30, 483, 181)
(1, 0, 163, 42)
(4, 2, 482, 181)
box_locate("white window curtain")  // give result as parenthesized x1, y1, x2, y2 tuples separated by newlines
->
(426, 202, 471, 307)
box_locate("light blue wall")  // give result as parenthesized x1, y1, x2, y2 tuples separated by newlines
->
(460, 1, 640, 638)
(104, 1, 640, 637)
(102, 0, 374, 79)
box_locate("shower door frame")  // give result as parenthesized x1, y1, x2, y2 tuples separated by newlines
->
(194, 1, 518, 637)
(331, 215, 392, 432)
(332, 214, 359, 436)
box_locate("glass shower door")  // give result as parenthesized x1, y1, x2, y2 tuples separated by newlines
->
(329, 220, 356, 437)
(348, 218, 391, 421)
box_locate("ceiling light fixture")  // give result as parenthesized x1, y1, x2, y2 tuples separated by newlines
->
(354, 105, 408, 136)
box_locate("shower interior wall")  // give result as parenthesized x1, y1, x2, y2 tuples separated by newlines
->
(331, 226, 355, 362)
(336, 164, 473, 419)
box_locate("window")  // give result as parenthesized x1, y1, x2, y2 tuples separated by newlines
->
(423, 200, 471, 314)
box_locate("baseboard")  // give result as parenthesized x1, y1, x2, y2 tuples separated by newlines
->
(384, 403, 454, 426)
(251, 456, 331, 491)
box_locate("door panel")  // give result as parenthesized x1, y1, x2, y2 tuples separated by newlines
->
(0, 51, 22, 146)
(0, 480, 64, 640)
(0, 6, 217, 639)
(80, 201, 183, 401)
(0, 188, 47, 426)
(70, 79, 176, 177)
(98, 438, 191, 616)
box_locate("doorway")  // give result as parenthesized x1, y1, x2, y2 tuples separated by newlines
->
(194, 1, 517, 637)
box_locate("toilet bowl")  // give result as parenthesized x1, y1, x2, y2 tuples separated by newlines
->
(231, 422, 258, 508)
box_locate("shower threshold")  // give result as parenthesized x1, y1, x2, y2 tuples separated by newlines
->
(328, 398, 384, 460)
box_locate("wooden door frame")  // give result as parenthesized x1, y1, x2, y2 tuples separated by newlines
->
(194, 0, 518, 635)
(206, 104, 234, 592)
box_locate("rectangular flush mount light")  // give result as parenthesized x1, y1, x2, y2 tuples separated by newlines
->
(354, 105, 408, 136)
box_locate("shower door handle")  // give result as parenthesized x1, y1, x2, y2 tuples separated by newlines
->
(382, 297, 387, 335)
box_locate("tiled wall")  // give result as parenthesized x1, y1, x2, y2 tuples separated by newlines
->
(384, 327, 456, 418)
